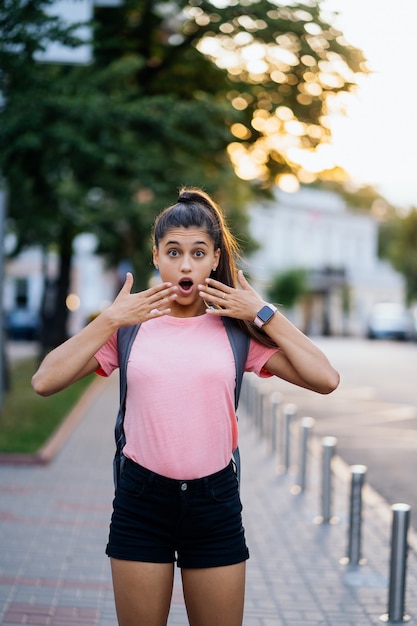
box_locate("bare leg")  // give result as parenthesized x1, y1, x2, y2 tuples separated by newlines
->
(110, 558, 174, 626)
(181, 562, 246, 626)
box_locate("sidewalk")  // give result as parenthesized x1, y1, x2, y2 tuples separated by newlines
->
(1, 373, 417, 625)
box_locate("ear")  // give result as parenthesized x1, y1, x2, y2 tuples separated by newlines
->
(152, 246, 159, 269)
(212, 248, 221, 271)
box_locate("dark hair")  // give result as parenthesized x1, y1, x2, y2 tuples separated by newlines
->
(153, 187, 239, 287)
(153, 187, 277, 348)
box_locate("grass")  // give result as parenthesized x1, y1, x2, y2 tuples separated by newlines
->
(0, 357, 94, 454)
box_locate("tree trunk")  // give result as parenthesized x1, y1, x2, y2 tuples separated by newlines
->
(39, 228, 74, 353)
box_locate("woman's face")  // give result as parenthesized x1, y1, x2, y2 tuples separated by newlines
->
(153, 227, 220, 314)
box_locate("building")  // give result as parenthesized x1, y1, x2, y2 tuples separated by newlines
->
(246, 187, 405, 336)
(3, 186, 405, 339)
(3, 233, 117, 337)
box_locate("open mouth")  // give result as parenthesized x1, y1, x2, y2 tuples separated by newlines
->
(178, 278, 194, 295)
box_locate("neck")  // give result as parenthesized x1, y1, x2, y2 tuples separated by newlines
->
(168, 300, 206, 318)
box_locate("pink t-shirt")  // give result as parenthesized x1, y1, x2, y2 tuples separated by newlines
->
(95, 314, 278, 479)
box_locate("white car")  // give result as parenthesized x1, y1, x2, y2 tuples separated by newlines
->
(367, 302, 413, 340)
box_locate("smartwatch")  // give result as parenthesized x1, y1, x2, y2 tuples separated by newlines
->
(254, 304, 277, 328)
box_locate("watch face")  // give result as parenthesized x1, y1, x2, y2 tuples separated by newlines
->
(257, 305, 274, 323)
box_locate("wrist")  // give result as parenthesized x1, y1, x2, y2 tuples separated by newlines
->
(98, 306, 122, 333)
(254, 303, 278, 328)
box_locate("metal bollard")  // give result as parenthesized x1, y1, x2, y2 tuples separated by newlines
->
(241, 375, 249, 411)
(257, 385, 266, 435)
(343, 465, 367, 565)
(280, 403, 297, 474)
(292, 416, 314, 494)
(247, 377, 256, 423)
(261, 389, 270, 440)
(380, 503, 411, 624)
(269, 391, 282, 455)
(256, 383, 265, 438)
(253, 384, 261, 431)
(317, 436, 337, 522)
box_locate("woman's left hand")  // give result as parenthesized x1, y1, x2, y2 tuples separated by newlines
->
(198, 270, 265, 322)
(200, 271, 340, 395)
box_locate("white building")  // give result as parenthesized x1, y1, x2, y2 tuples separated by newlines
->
(4, 234, 117, 336)
(246, 187, 405, 336)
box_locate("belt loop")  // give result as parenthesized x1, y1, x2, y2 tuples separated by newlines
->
(203, 475, 210, 497)
(147, 470, 156, 487)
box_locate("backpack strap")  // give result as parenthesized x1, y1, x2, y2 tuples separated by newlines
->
(113, 323, 140, 487)
(221, 317, 250, 483)
(221, 316, 250, 410)
(113, 317, 250, 487)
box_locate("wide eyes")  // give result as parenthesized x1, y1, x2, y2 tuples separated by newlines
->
(167, 249, 206, 258)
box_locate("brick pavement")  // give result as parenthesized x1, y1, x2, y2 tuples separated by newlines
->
(1, 372, 417, 625)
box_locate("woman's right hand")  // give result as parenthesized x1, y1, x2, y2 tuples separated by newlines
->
(106, 272, 178, 327)
(32, 273, 178, 397)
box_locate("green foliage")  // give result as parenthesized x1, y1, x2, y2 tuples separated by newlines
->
(0, 358, 93, 453)
(378, 209, 417, 304)
(0, 0, 367, 345)
(267, 267, 308, 309)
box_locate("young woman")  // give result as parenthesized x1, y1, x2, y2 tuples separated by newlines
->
(32, 187, 339, 626)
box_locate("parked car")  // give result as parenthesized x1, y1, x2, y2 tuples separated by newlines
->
(5, 308, 40, 341)
(367, 302, 414, 340)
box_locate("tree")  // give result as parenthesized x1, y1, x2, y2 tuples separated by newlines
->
(91, 0, 367, 184)
(267, 267, 308, 309)
(0, 0, 86, 347)
(378, 209, 417, 305)
(0, 0, 367, 347)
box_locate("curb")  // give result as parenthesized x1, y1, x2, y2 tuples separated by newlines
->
(0, 375, 108, 466)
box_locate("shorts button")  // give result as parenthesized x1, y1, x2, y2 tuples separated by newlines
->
(180, 482, 187, 491)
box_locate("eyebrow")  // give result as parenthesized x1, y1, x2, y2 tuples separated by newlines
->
(164, 240, 209, 247)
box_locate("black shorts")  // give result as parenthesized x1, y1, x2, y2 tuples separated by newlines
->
(106, 459, 250, 569)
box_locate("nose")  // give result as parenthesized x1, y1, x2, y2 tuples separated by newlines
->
(180, 254, 192, 272)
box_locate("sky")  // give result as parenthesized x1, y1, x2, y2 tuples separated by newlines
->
(323, 0, 417, 209)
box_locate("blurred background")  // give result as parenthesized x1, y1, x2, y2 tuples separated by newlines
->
(1, 0, 417, 392)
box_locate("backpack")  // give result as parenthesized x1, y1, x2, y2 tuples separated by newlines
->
(113, 316, 250, 488)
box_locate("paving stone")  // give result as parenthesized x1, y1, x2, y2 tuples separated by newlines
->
(1, 373, 417, 625)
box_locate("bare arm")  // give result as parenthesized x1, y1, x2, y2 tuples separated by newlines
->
(259, 315, 340, 394)
(32, 273, 178, 397)
(198, 271, 340, 395)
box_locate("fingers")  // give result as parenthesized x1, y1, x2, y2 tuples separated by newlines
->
(198, 279, 234, 316)
(120, 272, 134, 294)
(237, 269, 250, 288)
(113, 276, 177, 325)
(204, 270, 250, 291)
(150, 308, 166, 317)
(199, 272, 263, 321)
(146, 283, 177, 319)
(148, 283, 176, 304)
(198, 281, 228, 305)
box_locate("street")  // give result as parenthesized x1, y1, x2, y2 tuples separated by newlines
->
(262, 336, 417, 531)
